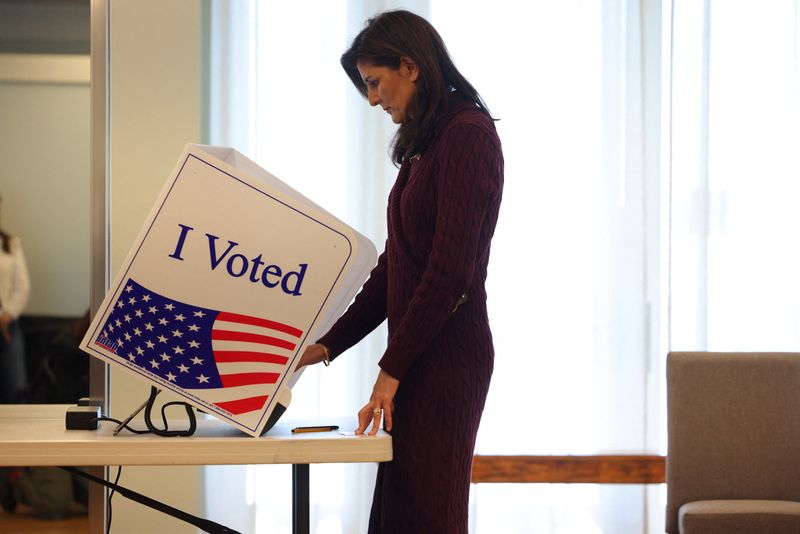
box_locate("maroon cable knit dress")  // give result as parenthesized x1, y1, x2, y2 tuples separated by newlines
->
(317, 93, 504, 533)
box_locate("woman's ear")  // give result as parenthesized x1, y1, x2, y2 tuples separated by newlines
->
(400, 56, 419, 82)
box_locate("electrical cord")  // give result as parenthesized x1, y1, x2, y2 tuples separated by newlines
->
(144, 386, 197, 437)
(94, 416, 150, 435)
(106, 466, 121, 534)
(75, 388, 202, 532)
(92, 387, 197, 437)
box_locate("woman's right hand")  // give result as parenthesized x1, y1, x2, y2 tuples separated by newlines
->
(297, 343, 329, 370)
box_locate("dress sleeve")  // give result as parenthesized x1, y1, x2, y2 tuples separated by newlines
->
(316, 246, 388, 360)
(379, 124, 502, 380)
(2, 238, 31, 320)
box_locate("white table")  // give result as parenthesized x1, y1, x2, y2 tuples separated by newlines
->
(0, 405, 392, 533)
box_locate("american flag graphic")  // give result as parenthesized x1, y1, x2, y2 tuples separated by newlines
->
(94, 278, 303, 415)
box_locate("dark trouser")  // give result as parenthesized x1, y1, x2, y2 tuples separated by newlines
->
(0, 321, 27, 403)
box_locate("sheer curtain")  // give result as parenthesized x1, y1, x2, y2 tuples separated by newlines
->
(203, 0, 800, 532)
(205, 0, 657, 532)
(430, 1, 660, 532)
(668, 0, 800, 353)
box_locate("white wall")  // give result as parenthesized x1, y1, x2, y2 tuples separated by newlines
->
(0, 54, 90, 317)
(109, 1, 205, 532)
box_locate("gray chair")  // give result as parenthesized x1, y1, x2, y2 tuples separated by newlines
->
(666, 351, 800, 533)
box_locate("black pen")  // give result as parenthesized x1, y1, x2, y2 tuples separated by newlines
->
(291, 425, 340, 433)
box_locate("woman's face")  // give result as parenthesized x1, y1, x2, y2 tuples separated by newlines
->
(357, 59, 418, 124)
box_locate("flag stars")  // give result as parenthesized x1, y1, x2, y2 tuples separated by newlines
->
(102, 281, 244, 391)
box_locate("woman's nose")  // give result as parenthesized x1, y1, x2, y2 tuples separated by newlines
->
(367, 89, 380, 107)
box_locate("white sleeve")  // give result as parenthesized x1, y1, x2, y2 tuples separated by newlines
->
(2, 238, 31, 319)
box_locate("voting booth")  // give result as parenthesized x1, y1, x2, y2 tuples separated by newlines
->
(81, 145, 376, 437)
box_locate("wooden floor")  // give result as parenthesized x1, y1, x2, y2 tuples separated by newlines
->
(0, 503, 88, 533)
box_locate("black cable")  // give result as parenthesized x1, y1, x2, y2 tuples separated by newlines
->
(144, 386, 197, 437)
(160, 401, 191, 431)
(58, 391, 205, 533)
(76, 390, 200, 530)
(106, 466, 121, 534)
(94, 416, 151, 435)
(92, 390, 197, 437)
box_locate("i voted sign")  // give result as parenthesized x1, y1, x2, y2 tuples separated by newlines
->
(81, 144, 376, 436)
(169, 224, 310, 296)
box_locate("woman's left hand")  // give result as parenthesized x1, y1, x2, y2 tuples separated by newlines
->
(357, 369, 400, 435)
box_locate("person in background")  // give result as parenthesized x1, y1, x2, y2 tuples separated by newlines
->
(0, 195, 31, 404)
(298, 10, 504, 533)
(1, 312, 90, 519)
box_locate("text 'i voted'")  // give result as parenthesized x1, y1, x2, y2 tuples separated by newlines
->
(169, 223, 308, 296)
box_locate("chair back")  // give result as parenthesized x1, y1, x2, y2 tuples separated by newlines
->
(666, 351, 800, 533)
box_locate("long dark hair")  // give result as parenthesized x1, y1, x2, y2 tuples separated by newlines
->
(341, 10, 492, 165)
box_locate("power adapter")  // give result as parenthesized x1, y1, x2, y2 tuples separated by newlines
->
(77, 397, 104, 408)
(66, 405, 102, 430)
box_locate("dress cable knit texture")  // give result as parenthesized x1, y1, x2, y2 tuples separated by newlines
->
(318, 94, 503, 533)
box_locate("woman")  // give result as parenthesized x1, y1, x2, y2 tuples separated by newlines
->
(299, 10, 503, 533)
(0, 197, 31, 403)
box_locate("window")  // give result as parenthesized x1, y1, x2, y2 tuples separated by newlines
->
(204, 1, 800, 531)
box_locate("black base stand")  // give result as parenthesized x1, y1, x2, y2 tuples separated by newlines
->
(61, 466, 240, 533)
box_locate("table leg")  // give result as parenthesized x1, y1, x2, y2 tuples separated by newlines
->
(292, 464, 309, 534)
